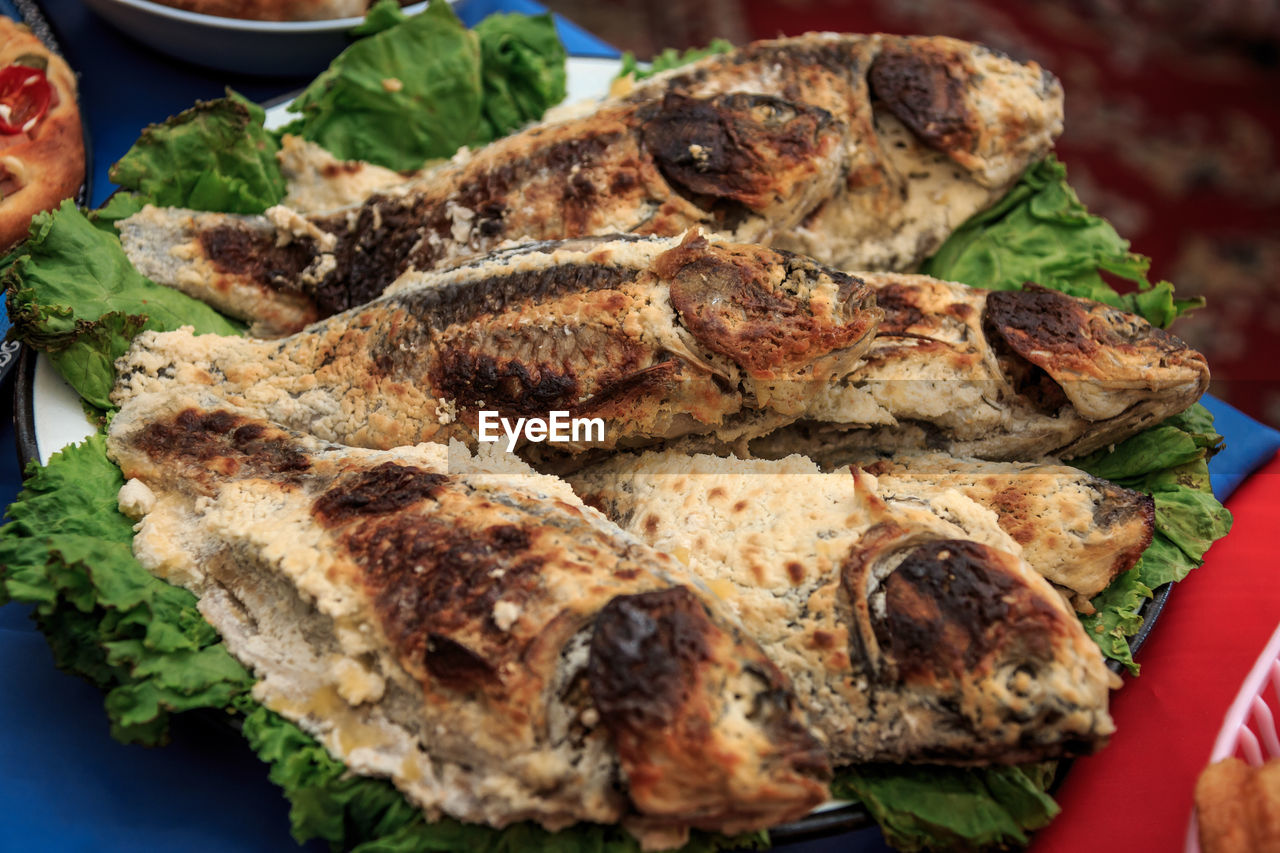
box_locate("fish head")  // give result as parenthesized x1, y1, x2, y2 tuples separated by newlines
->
(640, 91, 847, 230)
(656, 234, 882, 413)
(589, 586, 830, 838)
(843, 526, 1114, 762)
(871, 36, 1065, 188)
(983, 285, 1211, 421)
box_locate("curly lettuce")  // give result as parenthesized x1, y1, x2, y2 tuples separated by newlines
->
(3, 201, 242, 411)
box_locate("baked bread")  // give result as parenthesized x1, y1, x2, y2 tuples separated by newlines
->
(0, 18, 84, 251)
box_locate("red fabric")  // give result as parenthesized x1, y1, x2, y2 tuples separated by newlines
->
(1034, 451, 1280, 851)
(737, 0, 1280, 430)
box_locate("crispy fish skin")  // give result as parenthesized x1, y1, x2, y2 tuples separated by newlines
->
(111, 233, 880, 454)
(117, 32, 1061, 336)
(750, 273, 1210, 461)
(848, 451, 1155, 609)
(106, 391, 830, 848)
(567, 450, 1115, 766)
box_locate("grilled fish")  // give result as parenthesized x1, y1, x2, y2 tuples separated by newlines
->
(847, 451, 1154, 609)
(112, 233, 880, 454)
(118, 33, 1062, 336)
(748, 273, 1210, 461)
(106, 390, 830, 848)
(566, 449, 1116, 765)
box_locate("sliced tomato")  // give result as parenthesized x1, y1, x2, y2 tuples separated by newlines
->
(0, 65, 51, 135)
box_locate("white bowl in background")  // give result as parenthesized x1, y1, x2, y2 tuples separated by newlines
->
(80, 0, 437, 76)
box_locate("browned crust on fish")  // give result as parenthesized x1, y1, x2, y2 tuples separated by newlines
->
(590, 587, 830, 832)
(658, 235, 880, 377)
(118, 33, 1062, 336)
(113, 234, 880, 455)
(985, 285, 1209, 388)
(107, 393, 830, 845)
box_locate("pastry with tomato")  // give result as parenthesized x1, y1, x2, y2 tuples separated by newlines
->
(0, 18, 84, 251)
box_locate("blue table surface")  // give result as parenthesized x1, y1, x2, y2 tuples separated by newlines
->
(2, 2, 1279, 851)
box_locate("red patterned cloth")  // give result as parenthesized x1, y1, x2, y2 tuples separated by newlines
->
(738, 0, 1280, 428)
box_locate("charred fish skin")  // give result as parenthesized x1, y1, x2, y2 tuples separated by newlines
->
(112, 233, 881, 455)
(750, 273, 1210, 462)
(106, 390, 830, 848)
(118, 32, 1061, 336)
(566, 450, 1115, 767)
(846, 450, 1155, 610)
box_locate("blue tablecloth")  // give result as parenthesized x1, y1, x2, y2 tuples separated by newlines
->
(2, 3, 1279, 852)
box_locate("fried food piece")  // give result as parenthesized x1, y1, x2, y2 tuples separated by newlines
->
(1196, 757, 1280, 853)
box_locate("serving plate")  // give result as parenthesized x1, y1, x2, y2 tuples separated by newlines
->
(8, 52, 1174, 851)
(80, 0, 434, 76)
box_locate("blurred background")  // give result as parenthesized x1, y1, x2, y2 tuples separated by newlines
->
(543, 0, 1280, 428)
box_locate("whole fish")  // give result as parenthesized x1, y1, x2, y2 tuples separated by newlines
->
(112, 233, 880, 453)
(748, 273, 1210, 461)
(117, 32, 1062, 336)
(106, 390, 830, 849)
(566, 449, 1116, 765)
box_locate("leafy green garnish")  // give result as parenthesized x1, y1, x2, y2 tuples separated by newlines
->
(109, 90, 286, 214)
(617, 39, 735, 81)
(921, 156, 1202, 329)
(0, 435, 254, 744)
(282, 0, 484, 171)
(1071, 403, 1232, 671)
(350, 0, 407, 36)
(832, 764, 1059, 852)
(239, 697, 762, 853)
(923, 157, 1232, 673)
(4, 201, 242, 410)
(474, 13, 567, 142)
(282, 1, 565, 171)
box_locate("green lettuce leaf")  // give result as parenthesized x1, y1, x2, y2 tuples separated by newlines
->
(237, 695, 762, 853)
(617, 39, 735, 81)
(474, 13, 567, 142)
(1077, 568, 1150, 672)
(351, 0, 408, 36)
(923, 156, 1232, 673)
(831, 763, 1059, 852)
(283, 0, 484, 171)
(1073, 403, 1233, 671)
(109, 90, 286, 214)
(0, 435, 254, 744)
(3, 201, 243, 410)
(282, 1, 566, 171)
(921, 156, 1202, 328)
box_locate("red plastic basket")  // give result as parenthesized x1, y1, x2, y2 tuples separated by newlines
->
(1185, 621, 1280, 851)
